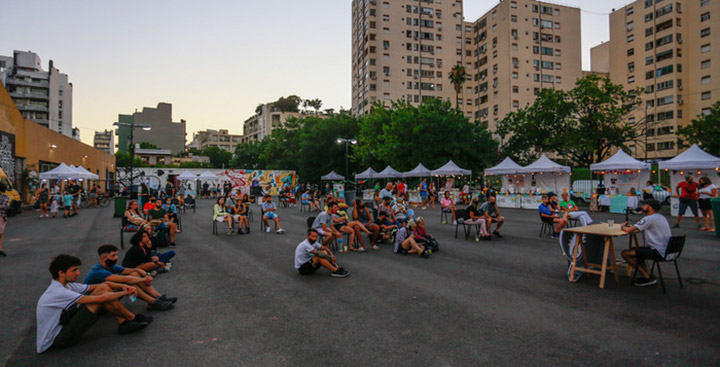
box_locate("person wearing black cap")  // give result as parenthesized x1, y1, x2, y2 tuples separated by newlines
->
(620, 199, 671, 287)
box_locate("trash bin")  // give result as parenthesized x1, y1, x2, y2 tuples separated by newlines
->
(712, 197, 720, 238)
(114, 196, 129, 218)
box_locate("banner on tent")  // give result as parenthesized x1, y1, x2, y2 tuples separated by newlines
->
(333, 183, 345, 198)
(496, 194, 521, 208)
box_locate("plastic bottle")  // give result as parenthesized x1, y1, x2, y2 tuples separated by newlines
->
(338, 238, 343, 252)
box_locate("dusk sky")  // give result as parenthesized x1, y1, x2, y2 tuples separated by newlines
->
(1, 0, 631, 145)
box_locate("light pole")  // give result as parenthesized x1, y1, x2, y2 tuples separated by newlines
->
(336, 138, 357, 185)
(113, 121, 151, 198)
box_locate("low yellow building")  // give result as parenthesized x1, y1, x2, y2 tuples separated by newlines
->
(0, 82, 115, 201)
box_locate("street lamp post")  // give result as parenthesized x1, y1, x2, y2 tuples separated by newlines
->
(336, 138, 357, 185)
(113, 121, 151, 198)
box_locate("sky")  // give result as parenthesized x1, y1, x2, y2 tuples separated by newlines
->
(0, 0, 632, 146)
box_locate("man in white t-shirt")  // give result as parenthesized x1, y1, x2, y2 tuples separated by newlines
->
(294, 229, 349, 277)
(607, 178, 620, 195)
(620, 199, 671, 287)
(36, 254, 151, 353)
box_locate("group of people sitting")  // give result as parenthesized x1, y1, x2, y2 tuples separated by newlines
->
(440, 191, 505, 240)
(36, 238, 178, 353)
(539, 192, 593, 238)
(213, 193, 253, 235)
(125, 196, 181, 248)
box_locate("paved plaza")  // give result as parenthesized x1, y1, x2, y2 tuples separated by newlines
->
(1, 199, 719, 366)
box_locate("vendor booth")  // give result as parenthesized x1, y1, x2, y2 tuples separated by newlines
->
(659, 144, 720, 217)
(590, 150, 651, 213)
(356, 167, 379, 200)
(321, 171, 346, 199)
(484, 157, 524, 208)
(403, 163, 432, 178)
(432, 160, 472, 205)
(375, 165, 403, 179)
(518, 155, 571, 194)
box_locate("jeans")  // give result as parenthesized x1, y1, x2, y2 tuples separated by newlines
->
(158, 250, 176, 264)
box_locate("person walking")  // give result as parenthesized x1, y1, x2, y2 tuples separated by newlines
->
(698, 177, 717, 232)
(36, 183, 50, 218)
(0, 183, 9, 256)
(674, 176, 701, 229)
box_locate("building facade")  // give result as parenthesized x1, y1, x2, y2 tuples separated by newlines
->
(190, 129, 242, 151)
(93, 129, 114, 154)
(116, 103, 187, 155)
(598, 0, 719, 159)
(0, 50, 77, 139)
(240, 103, 303, 144)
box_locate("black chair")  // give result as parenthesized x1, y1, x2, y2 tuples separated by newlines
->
(260, 208, 266, 232)
(567, 217, 579, 228)
(441, 207, 452, 224)
(212, 218, 218, 235)
(631, 236, 685, 294)
(454, 209, 471, 239)
(307, 216, 338, 252)
(539, 213, 554, 237)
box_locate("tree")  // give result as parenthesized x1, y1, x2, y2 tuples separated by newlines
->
(679, 100, 720, 156)
(449, 64, 468, 111)
(114, 151, 144, 168)
(308, 98, 323, 115)
(139, 142, 158, 149)
(232, 140, 264, 169)
(202, 146, 232, 168)
(274, 95, 302, 112)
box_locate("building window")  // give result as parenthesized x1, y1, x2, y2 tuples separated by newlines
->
(512, 72, 518, 79)
(701, 28, 710, 38)
(511, 15, 517, 23)
(628, 62, 635, 72)
(627, 21, 634, 32)
(701, 60, 711, 69)
(701, 92, 711, 101)
(628, 75, 635, 84)
(512, 86, 519, 93)
(626, 7, 634, 16)
(701, 0, 709, 6)
(701, 75, 711, 85)
(645, 41, 654, 51)
(627, 34, 635, 42)
(701, 12, 710, 22)
(512, 100, 519, 108)
(645, 27, 653, 37)
(701, 44, 710, 53)
(628, 48, 635, 56)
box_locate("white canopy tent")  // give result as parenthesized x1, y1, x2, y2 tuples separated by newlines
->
(355, 167, 379, 180)
(375, 165, 403, 179)
(76, 166, 99, 180)
(198, 170, 220, 181)
(431, 160, 471, 176)
(590, 150, 651, 196)
(484, 157, 523, 176)
(321, 171, 345, 181)
(39, 163, 82, 180)
(659, 145, 720, 216)
(517, 155, 571, 194)
(403, 163, 432, 178)
(177, 171, 197, 181)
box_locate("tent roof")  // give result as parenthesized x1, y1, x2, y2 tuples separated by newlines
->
(39, 163, 81, 179)
(355, 167, 378, 179)
(321, 171, 345, 181)
(431, 160, 471, 176)
(76, 166, 99, 179)
(198, 170, 219, 180)
(375, 165, 403, 179)
(177, 171, 197, 180)
(518, 155, 571, 174)
(589, 150, 651, 171)
(402, 163, 432, 178)
(658, 144, 720, 170)
(484, 157, 523, 175)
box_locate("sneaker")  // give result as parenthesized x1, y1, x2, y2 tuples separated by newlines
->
(118, 319, 148, 334)
(420, 250, 430, 258)
(148, 299, 173, 311)
(159, 294, 178, 304)
(148, 270, 158, 277)
(0, 250, 6, 257)
(277, 228, 285, 234)
(453, 220, 457, 225)
(551, 233, 560, 239)
(169, 242, 177, 248)
(39, 215, 44, 218)
(672, 223, 679, 228)
(331, 268, 350, 278)
(157, 267, 169, 274)
(134, 313, 154, 324)
(266, 226, 271, 233)
(633, 276, 658, 287)
(371, 245, 380, 250)
(493, 231, 503, 238)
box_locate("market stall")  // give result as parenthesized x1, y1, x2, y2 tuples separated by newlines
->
(375, 165, 403, 179)
(403, 163, 432, 178)
(590, 150, 651, 213)
(659, 144, 720, 217)
(518, 155, 571, 195)
(356, 167, 379, 200)
(484, 157, 524, 208)
(432, 160, 472, 204)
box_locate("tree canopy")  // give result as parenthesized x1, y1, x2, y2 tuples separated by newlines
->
(679, 100, 720, 156)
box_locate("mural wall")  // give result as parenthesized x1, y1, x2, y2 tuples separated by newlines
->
(0, 131, 16, 184)
(219, 169, 296, 196)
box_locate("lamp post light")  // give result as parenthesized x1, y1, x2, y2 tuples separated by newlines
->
(336, 138, 357, 185)
(113, 121, 151, 198)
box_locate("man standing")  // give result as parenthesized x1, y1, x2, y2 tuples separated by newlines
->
(68, 180, 81, 216)
(621, 200, 671, 286)
(294, 229, 349, 277)
(607, 178, 619, 195)
(262, 194, 285, 234)
(480, 195, 505, 238)
(36, 254, 149, 353)
(420, 178, 429, 209)
(674, 176, 701, 229)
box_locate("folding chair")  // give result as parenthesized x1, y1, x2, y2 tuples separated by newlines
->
(454, 209, 471, 239)
(441, 207, 452, 224)
(631, 236, 685, 294)
(300, 201, 310, 213)
(539, 213, 554, 237)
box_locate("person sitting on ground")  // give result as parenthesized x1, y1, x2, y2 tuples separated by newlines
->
(122, 230, 173, 273)
(124, 200, 147, 229)
(261, 194, 285, 234)
(294, 229, 349, 277)
(84, 245, 175, 311)
(413, 217, 437, 250)
(231, 198, 250, 234)
(620, 199, 671, 287)
(36, 254, 150, 353)
(539, 195, 568, 238)
(394, 220, 429, 258)
(148, 198, 180, 246)
(559, 192, 593, 226)
(353, 199, 384, 249)
(440, 191, 458, 225)
(214, 197, 234, 235)
(480, 195, 505, 238)
(393, 196, 413, 224)
(378, 196, 399, 229)
(466, 198, 491, 240)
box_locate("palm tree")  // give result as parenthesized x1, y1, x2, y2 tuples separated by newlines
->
(449, 64, 468, 111)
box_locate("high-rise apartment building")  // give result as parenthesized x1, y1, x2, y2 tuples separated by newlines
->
(93, 130, 114, 154)
(116, 103, 187, 155)
(190, 129, 242, 152)
(240, 102, 304, 144)
(350, 0, 583, 134)
(0, 50, 76, 139)
(351, 0, 469, 117)
(596, 0, 719, 159)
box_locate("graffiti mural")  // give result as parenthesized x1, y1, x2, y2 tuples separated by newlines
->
(0, 132, 16, 184)
(220, 170, 296, 196)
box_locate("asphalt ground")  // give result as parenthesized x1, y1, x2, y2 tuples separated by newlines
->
(1, 199, 719, 366)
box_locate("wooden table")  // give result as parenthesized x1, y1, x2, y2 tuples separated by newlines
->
(564, 223, 640, 289)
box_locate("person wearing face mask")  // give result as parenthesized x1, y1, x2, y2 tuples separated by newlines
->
(84, 245, 175, 311)
(620, 199, 671, 287)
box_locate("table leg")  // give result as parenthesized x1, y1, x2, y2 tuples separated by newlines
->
(608, 237, 620, 283)
(599, 237, 611, 288)
(569, 233, 582, 282)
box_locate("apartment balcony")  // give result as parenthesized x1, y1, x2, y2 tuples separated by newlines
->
(5, 78, 49, 88)
(31, 118, 50, 126)
(15, 103, 48, 112)
(9, 91, 49, 100)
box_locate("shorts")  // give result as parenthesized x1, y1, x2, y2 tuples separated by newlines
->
(333, 223, 345, 231)
(421, 192, 428, 199)
(50, 305, 99, 350)
(264, 212, 278, 220)
(302, 200, 310, 205)
(0, 217, 5, 235)
(678, 198, 698, 216)
(634, 246, 663, 260)
(699, 198, 712, 211)
(298, 260, 320, 275)
(38, 199, 48, 204)
(216, 215, 227, 222)
(64, 206, 71, 211)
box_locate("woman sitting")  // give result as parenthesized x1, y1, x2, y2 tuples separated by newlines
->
(231, 199, 250, 234)
(440, 191, 458, 225)
(352, 199, 383, 250)
(413, 217, 437, 250)
(124, 200, 147, 230)
(393, 220, 429, 258)
(214, 197, 234, 235)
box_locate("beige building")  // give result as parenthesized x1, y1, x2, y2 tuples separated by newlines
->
(190, 129, 242, 152)
(596, 0, 719, 159)
(464, 0, 582, 133)
(93, 129, 114, 154)
(134, 148, 172, 167)
(240, 103, 303, 144)
(351, 0, 470, 117)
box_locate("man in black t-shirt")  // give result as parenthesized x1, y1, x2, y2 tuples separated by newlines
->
(164, 181, 175, 199)
(465, 199, 491, 240)
(147, 198, 179, 247)
(123, 230, 174, 273)
(68, 181, 81, 216)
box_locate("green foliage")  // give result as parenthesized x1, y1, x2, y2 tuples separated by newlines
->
(497, 75, 642, 166)
(114, 151, 145, 168)
(232, 140, 264, 169)
(202, 146, 233, 168)
(138, 142, 159, 149)
(273, 95, 302, 113)
(178, 161, 208, 168)
(679, 100, 720, 156)
(449, 64, 468, 110)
